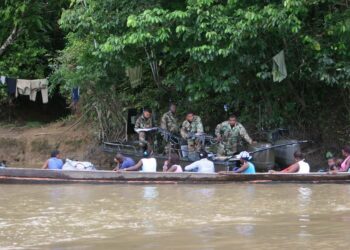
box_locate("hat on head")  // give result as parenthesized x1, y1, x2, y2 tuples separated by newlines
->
(237, 151, 252, 161)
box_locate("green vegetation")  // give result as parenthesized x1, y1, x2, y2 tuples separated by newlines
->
(1, 0, 349, 145)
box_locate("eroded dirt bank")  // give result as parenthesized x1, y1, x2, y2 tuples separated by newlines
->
(0, 121, 113, 169)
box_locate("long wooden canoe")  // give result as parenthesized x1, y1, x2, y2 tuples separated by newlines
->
(1, 168, 350, 184)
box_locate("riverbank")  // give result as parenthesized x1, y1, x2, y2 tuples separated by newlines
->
(0, 117, 112, 169)
(0, 116, 333, 171)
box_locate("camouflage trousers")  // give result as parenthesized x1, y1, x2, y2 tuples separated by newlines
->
(164, 143, 178, 154)
(186, 139, 201, 161)
(217, 142, 238, 156)
(187, 139, 202, 152)
(138, 132, 153, 151)
(162, 133, 180, 154)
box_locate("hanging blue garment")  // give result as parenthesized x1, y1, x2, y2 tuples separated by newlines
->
(6, 77, 17, 95)
(72, 87, 80, 102)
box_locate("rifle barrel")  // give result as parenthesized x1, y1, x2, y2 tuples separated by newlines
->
(250, 141, 308, 154)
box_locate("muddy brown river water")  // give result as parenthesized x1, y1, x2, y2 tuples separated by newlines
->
(0, 184, 349, 250)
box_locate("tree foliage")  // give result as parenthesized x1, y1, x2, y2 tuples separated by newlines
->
(2, 0, 348, 143)
(0, 0, 68, 78)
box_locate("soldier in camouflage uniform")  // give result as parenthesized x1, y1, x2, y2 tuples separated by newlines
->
(134, 108, 153, 149)
(180, 112, 204, 155)
(215, 115, 255, 156)
(160, 103, 179, 153)
(160, 103, 179, 133)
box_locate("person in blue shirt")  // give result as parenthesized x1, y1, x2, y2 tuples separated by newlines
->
(233, 151, 256, 174)
(113, 153, 135, 171)
(42, 150, 64, 170)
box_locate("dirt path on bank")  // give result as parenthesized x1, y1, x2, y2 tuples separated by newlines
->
(0, 120, 113, 169)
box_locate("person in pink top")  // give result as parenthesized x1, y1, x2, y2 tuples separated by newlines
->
(163, 153, 183, 173)
(339, 146, 350, 172)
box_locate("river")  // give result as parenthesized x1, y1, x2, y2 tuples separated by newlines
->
(0, 184, 349, 249)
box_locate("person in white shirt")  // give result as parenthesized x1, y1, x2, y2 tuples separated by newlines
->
(119, 150, 157, 172)
(184, 150, 215, 173)
(269, 151, 310, 173)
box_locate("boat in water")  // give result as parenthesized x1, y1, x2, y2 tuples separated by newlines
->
(1, 168, 350, 184)
(102, 139, 307, 172)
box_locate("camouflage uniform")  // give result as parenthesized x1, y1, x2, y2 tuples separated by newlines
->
(134, 115, 153, 147)
(160, 111, 179, 153)
(215, 121, 253, 156)
(180, 115, 204, 153)
(160, 111, 179, 133)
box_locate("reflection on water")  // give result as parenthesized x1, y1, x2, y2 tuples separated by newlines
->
(235, 224, 255, 237)
(143, 186, 158, 200)
(0, 184, 350, 250)
(297, 187, 312, 239)
(298, 186, 312, 205)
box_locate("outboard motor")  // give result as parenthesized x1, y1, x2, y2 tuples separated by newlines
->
(274, 139, 301, 167)
(248, 143, 275, 171)
(265, 128, 301, 167)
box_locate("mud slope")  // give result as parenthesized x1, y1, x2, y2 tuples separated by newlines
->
(0, 120, 112, 169)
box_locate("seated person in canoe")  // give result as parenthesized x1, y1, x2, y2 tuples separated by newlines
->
(269, 151, 310, 173)
(113, 153, 135, 171)
(118, 150, 157, 172)
(337, 146, 350, 172)
(184, 150, 215, 173)
(42, 150, 64, 170)
(326, 154, 343, 172)
(232, 151, 256, 174)
(163, 153, 183, 173)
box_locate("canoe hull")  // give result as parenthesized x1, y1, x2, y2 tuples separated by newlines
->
(1, 168, 350, 184)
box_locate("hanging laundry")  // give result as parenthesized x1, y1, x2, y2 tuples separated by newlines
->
(125, 66, 142, 88)
(0, 76, 6, 85)
(30, 79, 48, 104)
(272, 50, 287, 82)
(72, 87, 80, 104)
(16, 79, 48, 103)
(16, 79, 31, 97)
(5, 77, 17, 95)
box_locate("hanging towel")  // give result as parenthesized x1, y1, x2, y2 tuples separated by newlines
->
(16, 79, 31, 97)
(6, 77, 17, 95)
(0, 76, 6, 85)
(126, 66, 142, 88)
(30, 79, 48, 104)
(272, 50, 287, 82)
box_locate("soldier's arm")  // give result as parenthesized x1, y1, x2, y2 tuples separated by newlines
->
(180, 122, 188, 139)
(149, 118, 153, 128)
(215, 123, 222, 137)
(196, 117, 204, 133)
(134, 117, 141, 131)
(239, 126, 253, 144)
(160, 114, 167, 130)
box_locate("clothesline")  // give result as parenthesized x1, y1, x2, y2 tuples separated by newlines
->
(0, 76, 49, 104)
